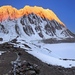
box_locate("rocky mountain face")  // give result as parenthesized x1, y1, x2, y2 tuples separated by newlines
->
(0, 5, 75, 43)
(20, 13, 75, 38)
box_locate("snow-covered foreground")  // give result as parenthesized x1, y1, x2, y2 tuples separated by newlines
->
(0, 35, 75, 68)
(26, 42, 75, 68)
(11, 38, 75, 68)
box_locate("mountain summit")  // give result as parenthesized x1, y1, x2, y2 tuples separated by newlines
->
(0, 5, 75, 43)
(0, 5, 64, 25)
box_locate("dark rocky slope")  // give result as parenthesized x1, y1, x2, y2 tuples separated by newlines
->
(0, 43, 75, 75)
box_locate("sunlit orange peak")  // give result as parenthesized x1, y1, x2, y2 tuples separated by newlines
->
(0, 5, 64, 26)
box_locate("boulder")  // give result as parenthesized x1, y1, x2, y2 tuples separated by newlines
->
(0, 38, 3, 41)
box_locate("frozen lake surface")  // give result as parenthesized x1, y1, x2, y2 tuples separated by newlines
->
(44, 43, 75, 59)
(27, 43, 75, 68)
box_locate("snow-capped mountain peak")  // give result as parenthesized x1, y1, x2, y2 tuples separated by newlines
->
(0, 5, 64, 25)
(0, 12, 74, 43)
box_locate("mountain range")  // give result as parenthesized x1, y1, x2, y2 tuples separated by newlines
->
(0, 5, 75, 43)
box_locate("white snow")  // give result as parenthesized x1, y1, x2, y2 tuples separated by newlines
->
(43, 43, 75, 59)
(26, 42, 75, 68)
(0, 19, 18, 44)
(0, 51, 5, 55)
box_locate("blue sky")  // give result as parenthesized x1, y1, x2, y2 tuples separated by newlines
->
(0, 0, 75, 33)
